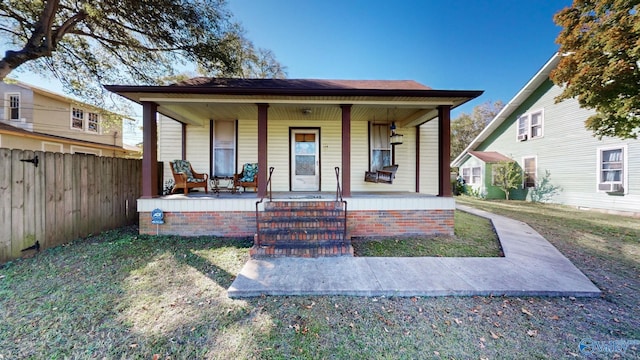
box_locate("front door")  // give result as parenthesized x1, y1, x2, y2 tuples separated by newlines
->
(291, 129, 320, 191)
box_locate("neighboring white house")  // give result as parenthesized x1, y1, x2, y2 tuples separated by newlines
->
(452, 53, 639, 216)
(0, 80, 140, 158)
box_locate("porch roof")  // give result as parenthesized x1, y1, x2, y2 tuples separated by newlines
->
(105, 78, 483, 127)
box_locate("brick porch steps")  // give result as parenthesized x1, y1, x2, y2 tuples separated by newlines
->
(251, 200, 353, 258)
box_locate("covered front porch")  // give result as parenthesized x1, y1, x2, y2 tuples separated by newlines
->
(106, 79, 481, 256)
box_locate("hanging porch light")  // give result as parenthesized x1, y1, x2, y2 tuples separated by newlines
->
(389, 122, 403, 145)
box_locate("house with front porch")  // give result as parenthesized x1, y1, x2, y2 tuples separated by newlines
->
(106, 79, 482, 257)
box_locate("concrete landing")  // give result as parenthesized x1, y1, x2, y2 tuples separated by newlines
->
(227, 204, 601, 298)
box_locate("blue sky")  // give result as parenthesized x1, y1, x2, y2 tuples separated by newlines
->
(228, 0, 573, 116)
(7, 0, 573, 144)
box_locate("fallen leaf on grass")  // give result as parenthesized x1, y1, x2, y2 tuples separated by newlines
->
(613, 318, 620, 323)
(496, 310, 503, 317)
(527, 329, 538, 337)
(549, 315, 560, 320)
(521, 307, 533, 317)
(454, 318, 462, 325)
(490, 331, 501, 339)
(129, 343, 138, 348)
(304, 302, 315, 309)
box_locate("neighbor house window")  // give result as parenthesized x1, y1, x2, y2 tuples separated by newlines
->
(87, 112, 99, 132)
(523, 157, 536, 188)
(462, 167, 481, 185)
(7, 94, 20, 120)
(516, 109, 544, 141)
(597, 146, 626, 193)
(370, 123, 391, 172)
(72, 108, 84, 129)
(213, 120, 236, 177)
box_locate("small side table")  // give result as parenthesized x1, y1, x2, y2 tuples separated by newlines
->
(211, 176, 235, 195)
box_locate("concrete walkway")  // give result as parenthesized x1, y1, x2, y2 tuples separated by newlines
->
(227, 205, 601, 298)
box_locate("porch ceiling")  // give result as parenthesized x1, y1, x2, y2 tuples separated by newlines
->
(131, 94, 470, 127)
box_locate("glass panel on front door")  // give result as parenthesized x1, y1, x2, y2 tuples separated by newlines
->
(291, 130, 319, 191)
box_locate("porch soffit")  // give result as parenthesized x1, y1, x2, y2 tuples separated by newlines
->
(142, 94, 467, 126)
(157, 102, 443, 127)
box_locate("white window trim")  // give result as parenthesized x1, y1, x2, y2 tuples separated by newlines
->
(522, 156, 537, 189)
(596, 144, 628, 194)
(70, 146, 101, 156)
(71, 107, 84, 131)
(369, 122, 392, 172)
(516, 109, 544, 141)
(462, 166, 482, 185)
(5, 92, 21, 121)
(212, 119, 236, 177)
(87, 112, 101, 133)
(42, 141, 64, 153)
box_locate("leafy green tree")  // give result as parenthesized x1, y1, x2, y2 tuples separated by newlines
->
(492, 160, 522, 200)
(0, 0, 284, 108)
(451, 101, 504, 160)
(551, 0, 640, 139)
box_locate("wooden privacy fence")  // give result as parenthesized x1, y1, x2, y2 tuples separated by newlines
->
(0, 148, 141, 263)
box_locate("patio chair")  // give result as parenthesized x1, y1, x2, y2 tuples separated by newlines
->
(170, 160, 209, 195)
(364, 164, 399, 184)
(234, 163, 258, 192)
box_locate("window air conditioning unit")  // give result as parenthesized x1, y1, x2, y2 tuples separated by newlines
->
(517, 134, 528, 141)
(600, 183, 624, 193)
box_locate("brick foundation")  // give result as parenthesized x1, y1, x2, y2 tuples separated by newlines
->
(138, 208, 454, 239)
(347, 209, 454, 238)
(139, 211, 255, 237)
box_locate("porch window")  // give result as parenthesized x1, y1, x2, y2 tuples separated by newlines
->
(87, 112, 99, 132)
(72, 108, 84, 130)
(370, 123, 391, 172)
(597, 146, 626, 193)
(8, 94, 20, 120)
(213, 120, 236, 177)
(523, 157, 536, 188)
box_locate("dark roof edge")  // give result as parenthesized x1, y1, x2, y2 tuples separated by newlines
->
(103, 85, 483, 99)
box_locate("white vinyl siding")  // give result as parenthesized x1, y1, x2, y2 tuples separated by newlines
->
(597, 145, 627, 193)
(516, 109, 544, 141)
(42, 142, 63, 153)
(419, 120, 439, 195)
(158, 115, 183, 185)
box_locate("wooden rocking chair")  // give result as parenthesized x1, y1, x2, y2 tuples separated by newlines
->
(233, 163, 258, 192)
(364, 164, 399, 184)
(170, 160, 209, 195)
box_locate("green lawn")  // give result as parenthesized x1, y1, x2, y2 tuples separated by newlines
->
(353, 210, 503, 257)
(1, 198, 639, 359)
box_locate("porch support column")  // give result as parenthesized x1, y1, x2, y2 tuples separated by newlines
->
(181, 122, 187, 160)
(340, 104, 352, 197)
(141, 101, 158, 198)
(415, 125, 420, 193)
(257, 103, 269, 197)
(438, 105, 452, 197)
